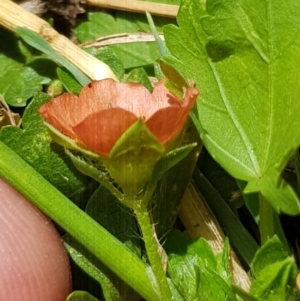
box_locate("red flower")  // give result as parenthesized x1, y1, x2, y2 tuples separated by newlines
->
(39, 79, 199, 156)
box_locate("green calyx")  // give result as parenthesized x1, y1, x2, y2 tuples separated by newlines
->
(107, 120, 165, 198)
(47, 118, 196, 206)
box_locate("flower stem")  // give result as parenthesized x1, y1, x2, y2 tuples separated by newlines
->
(133, 200, 173, 301)
(259, 193, 274, 244)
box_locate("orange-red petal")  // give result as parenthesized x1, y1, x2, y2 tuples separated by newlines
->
(39, 93, 79, 139)
(77, 79, 155, 119)
(39, 78, 199, 156)
(72, 108, 138, 156)
(146, 83, 199, 144)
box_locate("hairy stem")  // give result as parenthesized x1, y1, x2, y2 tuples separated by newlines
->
(133, 200, 173, 301)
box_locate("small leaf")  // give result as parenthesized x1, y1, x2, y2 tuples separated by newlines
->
(86, 47, 125, 81)
(252, 235, 291, 277)
(164, 230, 237, 300)
(250, 259, 297, 301)
(126, 68, 153, 92)
(57, 67, 82, 94)
(250, 236, 298, 301)
(197, 269, 239, 301)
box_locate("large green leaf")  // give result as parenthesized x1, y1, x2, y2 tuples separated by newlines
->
(163, 0, 300, 214)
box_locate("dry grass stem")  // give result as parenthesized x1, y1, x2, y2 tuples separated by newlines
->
(87, 0, 178, 18)
(80, 32, 165, 48)
(179, 182, 251, 291)
(0, 0, 117, 81)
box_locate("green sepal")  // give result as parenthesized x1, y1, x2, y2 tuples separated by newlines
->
(44, 122, 100, 159)
(152, 143, 197, 182)
(108, 120, 164, 198)
(65, 149, 123, 201)
(159, 59, 194, 100)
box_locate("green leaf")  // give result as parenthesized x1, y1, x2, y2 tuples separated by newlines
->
(15, 27, 90, 86)
(126, 68, 153, 92)
(0, 93, 90, 199)
(164, 230, 237, 301)
(153, 143, 197, 180)
(46, 79, 64, 97)
(152, 125, 202, 239)
(251, 259, 297, 301)
(250, 236, 298, 301)
(216, 238, 231, 284)
(251, 236, 291, 277)
(108, 120, 164, 197)
(57, 67, 82, 95)
(163, 0, 300, 214)
(197, 269, 239, 301)
(85, 47, 125, 81)
(75, 11, 175, 70)
(0, 28, 51, 107)
(66, 291, 100, 301)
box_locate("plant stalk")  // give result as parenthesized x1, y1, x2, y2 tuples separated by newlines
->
(0, 141, 160, 301)
(259, 193, 275, 244)
(133, 200, 173, 301)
